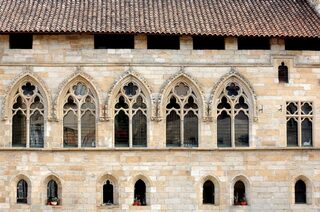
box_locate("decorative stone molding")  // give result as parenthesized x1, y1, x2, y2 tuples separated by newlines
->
(1, 67, 53, 121)
(158, 67, 206, 121)
(209, 68, 258, 121)
(54, 68, 102, 121)
(105, 68, 153, 120)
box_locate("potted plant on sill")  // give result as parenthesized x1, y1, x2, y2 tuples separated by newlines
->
(48, 197, 59, 206)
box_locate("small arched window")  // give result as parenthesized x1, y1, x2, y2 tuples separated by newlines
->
(114, 82, 147, 147)
(166, 82, 199, 147)
(134, 179, 147, 206)
(63, 82, 96, 148)
(12, 82, 45, 148)
(103, 180, 114, 204)
(295, 180, 306, 204)
(17, 180, 28, 204)
(234, 180, 247, 206)
(47, 180, 59, 204)
(203, 180, 215, 204)
(217, 82, 250, 147)
(278, 62, 288, 83)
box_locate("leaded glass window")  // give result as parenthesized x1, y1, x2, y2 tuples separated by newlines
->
(166, 82, 199, 147)
(286, 101, 313, 147)
(217, 82, 249, 147)
(12, 82, 45, 148)
(114, 82, 147, 147)
(63, 82, 96, 147)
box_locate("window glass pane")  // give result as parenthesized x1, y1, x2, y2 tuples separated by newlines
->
(166, 111, 181, 147)
(134, 180, 146, 206)
(103, 180, 114, 204)
(17, 180, 28, 204)
(287, 118, 298, 146)
(132, 111, 147, 147)
(12, 111, 27, 147)
(203, 180, 215, 204)
(184, 111, 198, 147)
(302, 119, 312, 147)
(30, 111, 44, 148)
(63, 111, 78, 147)
(217, 111, 231, 147)
(235, 111, 249, 147)
(81, 111, 96, 147)
(115, 111, 129, 147)
(295, 180, 306, 204)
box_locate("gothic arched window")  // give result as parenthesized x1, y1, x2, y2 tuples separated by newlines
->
(203, 180, 215, 204)
(134, 179, 147, 206)
(234, 180, 247, 205)
(63, 82, 96, 147)
(295, 180, 306, 204)
(17, 179, 28, 204)
(114, 82, 147, 147)
(47, 180, 59, 204)
(217, 82, 250, 147)
(166, 82, 199, 147)
(12, 82, 45, 148)
(103, 180, 114, 204)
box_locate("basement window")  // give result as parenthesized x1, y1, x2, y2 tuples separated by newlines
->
(285, 38, 320, 51)
(9, 34, 33, 49)
(238, 37, 270, 50)
(147, 35, 180, 49)
(193, 36, 225, 50)
(94, 34, 134, 49)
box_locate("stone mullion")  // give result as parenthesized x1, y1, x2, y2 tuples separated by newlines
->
(26, 103, 30, 148)
(77, 102, 81, 148)
(231, 101, 235, 147)
(297, 101, 302, 147)
(180, 104, 184, 147)
(129, 103, 133, 147)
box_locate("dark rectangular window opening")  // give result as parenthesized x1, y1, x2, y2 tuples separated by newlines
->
(193, 36, 225, 50)
(285, 38, 320, 51)
(94, 34, 134, 49)
(238, 37, 270, 50)
(9, 34, 33, 49)
(147, 35, 180, 50)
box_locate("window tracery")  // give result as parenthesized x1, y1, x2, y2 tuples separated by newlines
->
(63, 82, 96, 147)
(114, 82, 147, 147)
(166, 82, 199, 147)
(12, 82, 45, 148)
(217, 82, 250, 147)
(286, 101, 313, 147)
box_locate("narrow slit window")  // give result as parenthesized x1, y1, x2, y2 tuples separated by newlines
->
(234, 181, 247, 206)
(9, 34, 33, 49)
(17, 180, 28, 204)
(147, 35, 180, 49)
(94, 34, 134, 49)
(278, 62, 289, 83)
(193, 36, 225, 50)
(203, 180, 215, 204)
(238, 37, 270, 50)
(47, 180, 59, 205)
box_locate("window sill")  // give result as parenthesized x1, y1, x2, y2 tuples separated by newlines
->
(97, 204, 119, 209)
(199, 204, 219, 209)
(129, 205, 151, 210)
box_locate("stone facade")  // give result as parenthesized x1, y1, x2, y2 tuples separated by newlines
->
(0, 34, 319, 211)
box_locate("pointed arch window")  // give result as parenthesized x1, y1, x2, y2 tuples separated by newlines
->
(17, 179, 28, 204)
(114, 82, 147, 147)
(134, 179, 147, 206)
(12, 82, 45, 148)
(63, 82, 96, 147)
(166, 82, 199, 147)
(295, 180, 307, 204)
(203, 180, 215, 204)
(217, 82, 250, 147)
(234, 180, 247, 206)
(47, 180, 59, 205)
(103, 180, 114, 204)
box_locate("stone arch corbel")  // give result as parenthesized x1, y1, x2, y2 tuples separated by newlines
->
(97, 173, 119, 205)
(42, 174, 63, 205)
(2, 69, 52, 121)
(54, 70, 102, 121)
(209, 68, 258, 121)
(10, 173, 32, 204)
(158, 68, 206, 121)
(105, 69, 153, 120)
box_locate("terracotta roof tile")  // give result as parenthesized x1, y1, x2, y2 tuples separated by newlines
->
(0, 0, 319, 37)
